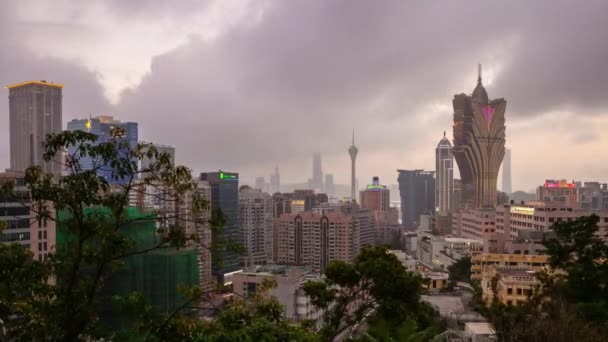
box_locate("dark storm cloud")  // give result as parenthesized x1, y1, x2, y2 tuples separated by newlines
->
(3, 0, 608, 184)
(116, 0, 608, 173)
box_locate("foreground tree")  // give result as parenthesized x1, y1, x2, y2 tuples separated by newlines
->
(303, 246, 439, 341)
(0, 130, 221, 340)
(485, 215, 608, 341)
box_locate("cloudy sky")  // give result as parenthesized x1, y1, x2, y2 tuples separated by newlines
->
(2, 0, 608, 192)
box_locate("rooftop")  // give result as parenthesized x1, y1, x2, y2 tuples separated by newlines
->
(465, 322, 495, 336)
(5, 80, 64, 89)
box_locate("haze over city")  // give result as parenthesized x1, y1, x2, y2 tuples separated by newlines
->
(2, 0, 608, 191)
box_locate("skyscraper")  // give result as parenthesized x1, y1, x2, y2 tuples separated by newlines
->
(7, 81, 63, 176)
(270, 166, 280, 194)
(311, 153, 324, 192)
(397, 170, 435, 229)
(200, 171, 241, 284)
(324, 174, 335, 197)
(453, 65, 506, 209)
(348, 130, 358, 201)
(502, 148, 512, 194)
(435, 132, 454, 215)
(140, 143, 175, 171)
(239, 186, 273, 266)
(67, 115, 138, 184)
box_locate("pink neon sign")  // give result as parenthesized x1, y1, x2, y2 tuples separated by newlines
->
(482, 105, 495, 129)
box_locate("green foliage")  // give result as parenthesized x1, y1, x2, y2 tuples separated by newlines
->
(482, 215, 608, 341)
(303, 246, 437, 341)
(447, 256, 471, 289)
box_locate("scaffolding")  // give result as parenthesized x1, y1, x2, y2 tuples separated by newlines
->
(57, 207, 199, 330)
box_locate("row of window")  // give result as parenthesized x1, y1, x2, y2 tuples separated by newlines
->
(1, 231, 30, 241)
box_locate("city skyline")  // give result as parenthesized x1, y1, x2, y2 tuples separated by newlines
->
(2, 1, 608, 191)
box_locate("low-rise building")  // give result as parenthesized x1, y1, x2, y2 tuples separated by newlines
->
(480, 266, 539, 306)
(232, 265, 323, 325)
(464, 322, 496, 342)
(471, 253, 549, 281)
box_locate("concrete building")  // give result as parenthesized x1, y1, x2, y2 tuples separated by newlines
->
(481, 266, 539, 306)
(417, 233, 482, 270)
(578, 181, 608, 210)
(270, 166, 280, 194)
(0, 170, 56, 261)
(359, 177, 390, 212)
(452, 208, 496, 246)
(200, 171, 242, 285)
(453, 65, 506, 209)
(471, 253, 549, 281)
(67, 115, 138, 184)
(348, 130, 358, 201)
(239, 186, 273, 266)
(275, 211, 358, 274)
(140, 143, 175, 171)
(397, 169, 435, 229)
(311, 153, 324, 193)
(502, 148, 512, 194)
(464, 322, 496, 342)
(324, 174, 335, 198)
(495, 202, 608, 254)
(232, 265, 323, 325)
(7, 81, 63, 176)
(435, 132, 454, 216)
(375, 208, 401, 245)
(536, 179, 579, 206)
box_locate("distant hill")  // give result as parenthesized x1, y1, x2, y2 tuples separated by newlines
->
(510, 191, 536, 203)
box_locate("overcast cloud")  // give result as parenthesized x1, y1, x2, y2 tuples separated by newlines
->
(2, 0, 608, 192)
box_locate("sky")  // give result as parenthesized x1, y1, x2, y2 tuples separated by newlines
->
(2, 0, 608, 192)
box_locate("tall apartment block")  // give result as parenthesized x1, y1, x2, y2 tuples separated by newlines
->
(275, 211, 358, 274)
(239, 186, 273, 266)
(7, 81, 63, 176)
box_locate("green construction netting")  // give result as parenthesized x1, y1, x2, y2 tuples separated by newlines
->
(57, 206, 199, 331)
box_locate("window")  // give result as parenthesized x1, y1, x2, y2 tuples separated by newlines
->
(517, 288, 523, 295)
(43, 230, 47, 239)
(507, 288, 513, 295)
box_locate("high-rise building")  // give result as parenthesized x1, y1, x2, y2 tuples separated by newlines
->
(67, 115, 138, 184)
(0, 170, 56, 262)
(311, 153, 324, 192)
(140, 143, 175, 171)
(275, 211, 357, 274)
(397, 170, 435, 229)
(7, 81, 63, 176)
(239, 186, 273, 266)
(200, 171, 241, 284)
(435, 132, 454, 215)
(270, 166, 280, 194)
(348, 130, 358, 201)
(360, 177, 390, 212)
(255, 176, 266, 191)
(453, 65, 506, 209)
(324, 174, 335, 197)
(502, 149, 512, 194)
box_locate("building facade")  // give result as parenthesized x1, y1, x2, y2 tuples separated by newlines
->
(232, 265, 323, 325)
(311, 153, 324, 193)
(359, 177, 390, 212)
(239, 186, 273, 266)
(435, 132, 454, 216)
(200, 171, 241, 284)
(502, 148, 512, 194)
(7, 81, 63, 176)
(452, 66, 506, 209)
(275, 211, 358, 274)
(348, 131, 358, 201)
(536, 179, 579, 206)
(397, 169, 435, 229)
(67, 115, 138, 184)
